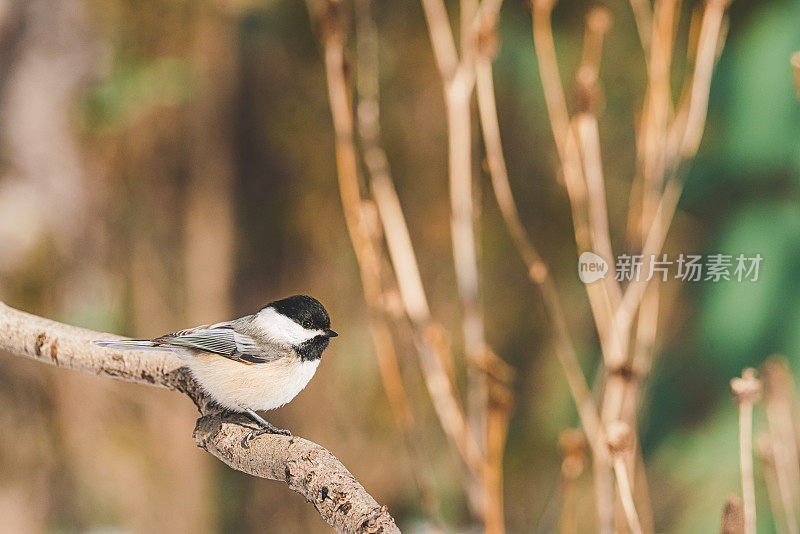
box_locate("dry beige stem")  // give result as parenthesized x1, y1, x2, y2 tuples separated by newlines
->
(613, 458, 643, 534)
(576, 114, 614, 278)
(352, 0, 446, 520)
(620, 0, 731, 350)
(634, 0, 677, 263)
(322, 2, 509, 527)
(761, 357, 800, 534)
(343, 0, 495, 518)
(474, 42, 601, 452)
(628, 0, 653, 54)
(732, 368, 761, 534)
(559, 428, 587, 534)
(575, 8, 612, 114)
(792, 52, 800, 100)
(352, 35, 478, 484)
(605, 420, 634, 456)
(668, 0, 731, 163)
(732, 368, 763, 405)
(423, 2, 493, 501)
(618, 0, 732, 344)
(533, 2, 624, 370)
(621, 287, 658, 532)
(565, 129, 624, 373)
(445, 83, 489, 448)
(603, 421, 643, 534)
(419, 0, 459, 80)
(614, 1, 679, 423)
(560, 429, 588, 480)
(474, 7, 614, 530)
(355, 57, 477, 480)
(574, 114, 628, 379)
(758, 434, 790, 534)
(319, 0, 430, 495)
(530, 0, 571, 164)
(527, 0, 732, 531)
(418, 323, 484, 474)
(418, 1, 514, 530)
(0, 301, 399, 534)
(485, 356, 513, 534)
(574, 8, 617, 307)
(607, 6, 680, 528)
(356, 0, 487, 488)
(617, 0, 726, 402)
(531, 4, 621, 531)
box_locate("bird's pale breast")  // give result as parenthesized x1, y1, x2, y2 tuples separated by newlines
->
(187, 352, 320, 412)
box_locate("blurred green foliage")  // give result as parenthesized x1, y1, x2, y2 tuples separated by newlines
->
(82, 57, 195, 133)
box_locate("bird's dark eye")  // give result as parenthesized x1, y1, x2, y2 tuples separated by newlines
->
(302, 319, 312, 329)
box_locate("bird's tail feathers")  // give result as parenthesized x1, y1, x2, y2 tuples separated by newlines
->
(93, 339, 164, 351)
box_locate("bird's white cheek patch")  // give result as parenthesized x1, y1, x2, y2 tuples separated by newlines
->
(254, 308, 319, 345)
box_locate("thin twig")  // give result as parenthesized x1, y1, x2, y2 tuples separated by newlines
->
(762, 358, 800, 534)
(732, 369, 762, 534)
(532, 2, 623, 368)
(530, 4, 618, 530)
(615, 0, 732, 388)
(758, 435, 789, 534)
(353, 0, 476, 520)
(606, 421, 643, 534)
(419, 0, 459, 82)
(614, 459, 644, 534)
(318, 0, 484, 495)
(740, 401, 757, 534)
(354, 0, 431, 467)
(575, 114, 616, 294)
(667, 0, 731, 164)
(530, 0, 571, 164)
(419, 3, 514, 531)
(628, 0, 653, 55)
(368, 167, 485, 480)
(575, 7, 618, 306)
(319, 0, 409, 426)
(637, 0, 677, 241)
(445, 83, 488, 443)
(316, 5, 451, 522)
(618, 1, 679, 430)
(559, 429, 587, 534)
(475, 54, 601, 450)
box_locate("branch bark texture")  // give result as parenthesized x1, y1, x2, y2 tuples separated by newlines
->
(0, 301, 399, 534)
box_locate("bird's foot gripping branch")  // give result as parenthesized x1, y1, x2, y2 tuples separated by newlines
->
(0, 301, 399, 534)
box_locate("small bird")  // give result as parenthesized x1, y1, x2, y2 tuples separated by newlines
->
(95, 295, 337, 443)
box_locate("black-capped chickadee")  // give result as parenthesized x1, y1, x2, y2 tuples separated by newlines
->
(95, 295, 337, 443)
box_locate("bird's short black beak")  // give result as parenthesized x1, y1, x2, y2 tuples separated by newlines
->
(325, 329, 338, 338)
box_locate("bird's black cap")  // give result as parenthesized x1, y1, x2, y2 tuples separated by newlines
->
(266, 295, 335, 336)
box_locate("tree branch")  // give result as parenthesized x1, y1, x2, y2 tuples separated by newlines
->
(0, 301, 400, 534)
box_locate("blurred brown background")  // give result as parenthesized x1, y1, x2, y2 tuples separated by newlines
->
(0, 0, 798, 532)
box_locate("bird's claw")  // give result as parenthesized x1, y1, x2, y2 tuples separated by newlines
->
(242, 428, 265, 448)
(241, 424, 291, 448)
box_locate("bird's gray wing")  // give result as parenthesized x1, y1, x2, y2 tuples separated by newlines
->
(153, 320, 279, 364)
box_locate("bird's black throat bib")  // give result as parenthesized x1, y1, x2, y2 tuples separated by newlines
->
(295, 335, 330, 361)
